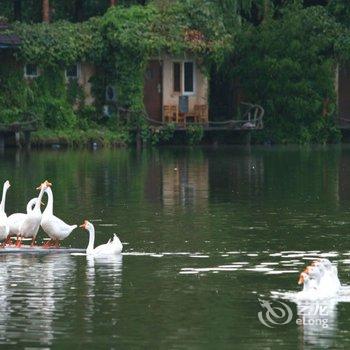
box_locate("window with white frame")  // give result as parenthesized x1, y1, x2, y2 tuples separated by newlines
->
(65, 63, 80, 79)
(24, 64, 38, 78)
(172, 61, 195, 95)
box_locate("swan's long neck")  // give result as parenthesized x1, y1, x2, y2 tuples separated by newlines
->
(34, 186, 45, 213)
(43, 187, 53, 216)
(0, 183, 8, 213)
(26, 198, 37, 213)
(87, 225, 95, 253)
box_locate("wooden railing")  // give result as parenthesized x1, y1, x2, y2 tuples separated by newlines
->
(122, 102, 264, 131)
(0, 113, 38, 149)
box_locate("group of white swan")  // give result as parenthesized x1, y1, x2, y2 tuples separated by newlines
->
(297, 258, 341, 299)
(0, 180, 122, 256)
(0, 179, 343, 273)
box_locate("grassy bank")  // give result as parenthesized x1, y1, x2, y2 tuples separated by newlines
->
(31, 128, 130, 148)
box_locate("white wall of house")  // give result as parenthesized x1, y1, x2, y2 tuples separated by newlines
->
(162, 55, 208, 115)
(78, 62, 95, 105)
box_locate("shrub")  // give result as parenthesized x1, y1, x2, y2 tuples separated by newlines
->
(40, 99, 77, 129)
(186, 124, 204, 145)
(235, 5, 342, 143)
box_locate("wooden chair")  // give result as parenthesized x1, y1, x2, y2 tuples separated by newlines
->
(163, 105, 178, 123)
(178, 112, 186, 126)
(194, 105, 208, 125)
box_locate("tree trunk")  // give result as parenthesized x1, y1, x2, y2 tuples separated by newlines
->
(42, 0, 50, 23)
(14, 0, 22, 21)
(110, 0, 117, 6)
(262, 0, 270, 23)
(75, 0, 84, 21)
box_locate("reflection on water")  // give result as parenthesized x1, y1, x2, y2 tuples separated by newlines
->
(162, 156, 209, 208)
(86, 254, 123, 297)
(0, 254, 75, 346)
(1, 146, 350, 348)
(0, 253, 123, 347)
(85, 255, 123, 339)
(296, 299, 337, 349)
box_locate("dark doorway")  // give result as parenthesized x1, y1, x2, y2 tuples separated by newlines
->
(144, 60, 162, 122)
(209, 67, 240, 121)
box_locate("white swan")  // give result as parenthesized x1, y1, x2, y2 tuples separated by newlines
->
(41, 187, 77, 248)
(0, 181, 11, 245)
(5, 198, 38, 246)
(297, 259, 341, 299)
(17, 180, 51, 247)
(80, 220, 123, 256)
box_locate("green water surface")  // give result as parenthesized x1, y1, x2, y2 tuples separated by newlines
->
(0, 146, 350, 349)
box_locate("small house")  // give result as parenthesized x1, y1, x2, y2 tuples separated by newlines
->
(143, 55, 209, 127)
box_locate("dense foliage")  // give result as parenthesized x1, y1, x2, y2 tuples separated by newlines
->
(14, 18, 105, 66)
(235, 5, 342, 143)
(0, 0, 146, 22)
(1, 0, 350, 145)
(0, 2, 233, 145)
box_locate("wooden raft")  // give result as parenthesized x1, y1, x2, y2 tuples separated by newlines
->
(0, 247, 85, 254)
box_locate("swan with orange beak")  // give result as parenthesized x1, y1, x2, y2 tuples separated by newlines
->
(80, 220, 122, 256)
(297, 259, 340, 298)
(5, 197, 43, 246)
(41, 185, 77, 248)
(17, 180, 51, 247)
(298, 265, 319, 291)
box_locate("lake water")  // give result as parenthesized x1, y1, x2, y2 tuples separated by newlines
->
(1, 145, 350, 349)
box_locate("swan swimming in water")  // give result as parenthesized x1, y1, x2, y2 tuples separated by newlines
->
(297, 259, 341, 299)
(80, 220, 123, 257)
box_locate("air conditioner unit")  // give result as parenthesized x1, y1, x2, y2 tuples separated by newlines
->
(102, 105, 113, 117)
(179, 95, 189, 113)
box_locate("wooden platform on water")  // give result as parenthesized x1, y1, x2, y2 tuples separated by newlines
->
(172, 124, 261, 131)
(0, 119, 38, 150)
(0, 247, 85, 254)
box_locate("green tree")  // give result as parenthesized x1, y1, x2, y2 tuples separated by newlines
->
(236, 5, 341, 143)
